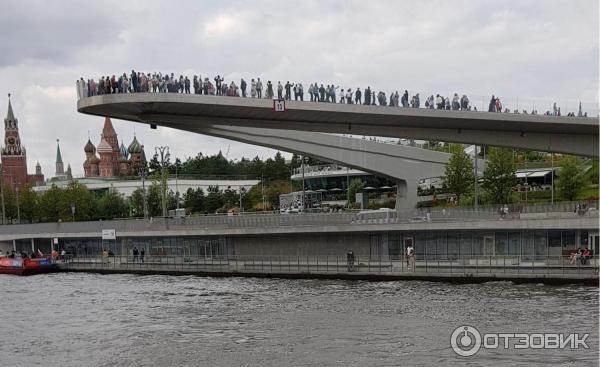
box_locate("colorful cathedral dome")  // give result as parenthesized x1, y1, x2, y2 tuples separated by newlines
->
(97, 136, 113, 154)
(84, 139, 96, 154)
(128, 136, 142, 154)
(120, 141, 129, 159)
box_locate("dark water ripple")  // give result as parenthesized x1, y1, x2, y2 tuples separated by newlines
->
(0, 273, 597, 367)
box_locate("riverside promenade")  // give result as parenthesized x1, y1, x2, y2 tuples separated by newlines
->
(59, 254, 599, 286)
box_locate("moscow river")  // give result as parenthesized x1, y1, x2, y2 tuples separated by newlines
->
(0, 273, 597, 367)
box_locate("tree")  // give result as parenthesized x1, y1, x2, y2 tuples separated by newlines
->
(205, 186, 224, 213)
(481, 147, 517, 204)
(347, 179, 365, 204)
(183, 187, 205, 213)
(64, 181, 93, 221)
(95, 191, 129, 219)
(0, 184, 17, 222)
(19, 184, 38, 223)
(129, 188, 146, 217)
(443, 144, 474, 204)
(38, 184, 63, 222)
(556, 156, 585, 201)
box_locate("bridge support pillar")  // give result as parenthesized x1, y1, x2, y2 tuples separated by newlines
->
(395, 179, 417, 211)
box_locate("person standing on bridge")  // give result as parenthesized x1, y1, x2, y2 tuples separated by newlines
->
(285, 81, 293, 100)
(488, 95, 496, 112)
(355, 88, 362, 105)
(364, 87, 371, 105)
(277, 81, 283, 99)
(319, 84, 325, 102)
(256, 78, 263, 98)
(240, 78, 247, 97)
(214, 75, 224, 95)
(401, 90, 408, 107)
(250, 79, 257, 98)
(266, 80, 274, 99)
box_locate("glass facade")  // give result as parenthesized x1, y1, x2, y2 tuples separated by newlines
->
(61, 236, 229, 259)
(369, 229, 590, 260)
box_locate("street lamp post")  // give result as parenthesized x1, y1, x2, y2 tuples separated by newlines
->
(239, 186, 246, 214)
(154, 146, 170, 218)
(474, 145, 479, 211)
(139, 145, 149, 220)
(301, 156, 307, 212)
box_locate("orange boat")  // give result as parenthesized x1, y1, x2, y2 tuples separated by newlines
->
(0, 257, 58, 275)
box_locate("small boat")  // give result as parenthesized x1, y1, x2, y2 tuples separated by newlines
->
(0, 256, 59, 275)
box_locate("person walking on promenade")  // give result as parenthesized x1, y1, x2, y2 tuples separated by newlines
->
(132, 247, 139, 263)
(140, 248, 145, 264)
(256, 78, 263, 98)
(240, 78, 247, 97)
(346, 250, 355, 272)
(406, 245, 415, 271)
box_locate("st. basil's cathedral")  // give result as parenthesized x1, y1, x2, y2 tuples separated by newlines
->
(83, 117, 146, 178)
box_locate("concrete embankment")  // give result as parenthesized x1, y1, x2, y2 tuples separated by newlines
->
(57, 264, 599, 286)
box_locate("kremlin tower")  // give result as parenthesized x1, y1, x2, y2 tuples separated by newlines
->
(1, 94, 44, 189)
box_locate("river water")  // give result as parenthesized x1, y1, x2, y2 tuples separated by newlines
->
(0, 273, 597, 367)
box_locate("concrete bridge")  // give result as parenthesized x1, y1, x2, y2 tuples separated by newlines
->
(77, 93, 599, 157)
(182, 124, 452, 209)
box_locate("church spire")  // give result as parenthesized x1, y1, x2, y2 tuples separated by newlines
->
(55, 139, 65, 178)
(6, 93, 14, 121)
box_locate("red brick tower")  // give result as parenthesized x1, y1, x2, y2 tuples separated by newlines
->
(1, 94, 28, 189)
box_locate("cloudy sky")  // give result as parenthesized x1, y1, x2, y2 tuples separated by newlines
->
(0, 0, 597, 176)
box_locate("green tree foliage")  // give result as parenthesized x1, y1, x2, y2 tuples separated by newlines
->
(205, 186, 224, 213)
(183, 187, 206, 213)
(19, 184, 38, 223)
(347, 179, 365, 204)
(443, 144, 474, 204)
(63, 181, 93, 221)
(556, 156, 585, 201)
(95, 191, 129, 219)
(147, 182, 163, 217)
(129, 188, 146, 217)
(38, 184, 63, 222)
(1, 184, 17, 222)
(481, 147, 517, 204)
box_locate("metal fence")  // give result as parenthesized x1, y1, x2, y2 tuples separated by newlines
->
(0, 201, 597, 238)
(60, 254, 599, 277)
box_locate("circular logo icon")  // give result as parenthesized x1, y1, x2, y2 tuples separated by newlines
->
(451, 325, 482, 357)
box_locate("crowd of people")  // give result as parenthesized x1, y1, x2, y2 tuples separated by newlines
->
(75, 70, 590, 117)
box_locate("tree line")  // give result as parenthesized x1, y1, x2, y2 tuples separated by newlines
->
(442, 145, 591, 206)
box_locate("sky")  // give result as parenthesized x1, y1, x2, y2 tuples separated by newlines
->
(0, 0, 598, 176)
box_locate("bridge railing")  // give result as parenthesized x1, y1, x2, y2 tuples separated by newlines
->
(60, 254, 599, 277)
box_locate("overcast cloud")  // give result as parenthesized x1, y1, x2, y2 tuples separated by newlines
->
(0, 0, 597, 176)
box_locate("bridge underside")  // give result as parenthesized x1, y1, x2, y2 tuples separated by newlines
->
(78, 94, 599, 157)
(169, 123, 449, 210)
